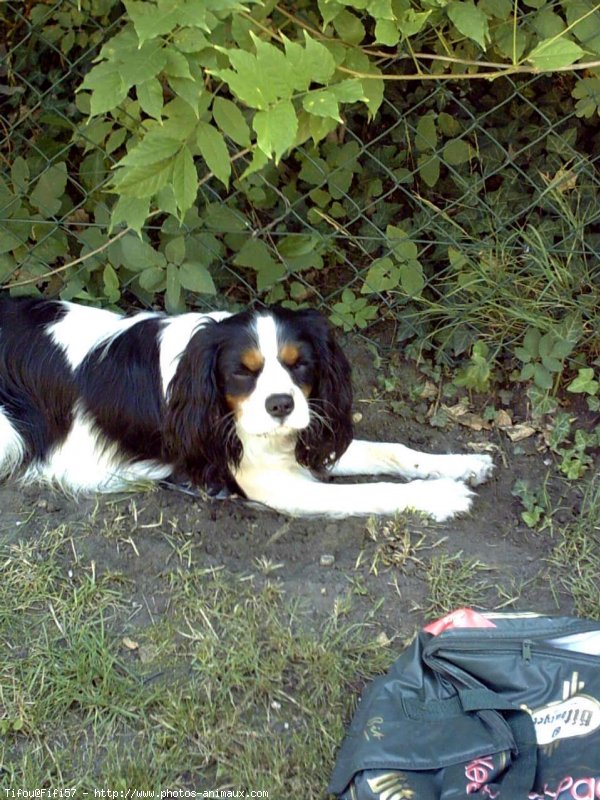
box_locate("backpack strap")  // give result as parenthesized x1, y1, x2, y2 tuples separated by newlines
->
(457, 688, 538, 796)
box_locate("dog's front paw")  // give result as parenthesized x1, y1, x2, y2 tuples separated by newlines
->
(408, 478, 474, 522)
(460, 454, 494, 486)
(433, 453, 494, 486)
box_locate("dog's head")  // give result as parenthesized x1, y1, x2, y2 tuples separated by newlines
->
(163, 306, 353, 489)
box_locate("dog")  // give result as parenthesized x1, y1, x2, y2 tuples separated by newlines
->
(0, 297, 493, 519)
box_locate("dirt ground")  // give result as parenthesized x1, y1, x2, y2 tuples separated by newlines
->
(0, 338, 581, 638)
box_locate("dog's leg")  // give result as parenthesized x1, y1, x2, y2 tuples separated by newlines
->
(328, 439, 493, 486)
(237, 467, 475, 520)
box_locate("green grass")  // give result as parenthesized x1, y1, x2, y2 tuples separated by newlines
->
(424, 552, 495, 618)
(545, 478, 600, 618)
(0, 523, 392, 794)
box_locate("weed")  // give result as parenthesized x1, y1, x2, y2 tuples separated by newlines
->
(511, 478, 553, 530)
(424, 552, 494, 618)
(545, 479, 600, 618)
(366, 516, 442, 576)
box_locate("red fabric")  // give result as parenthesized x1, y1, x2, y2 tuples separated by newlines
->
(424, 607, 497, 635)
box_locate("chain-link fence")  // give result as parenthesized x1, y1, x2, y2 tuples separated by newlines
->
(2, 1, 599, 365)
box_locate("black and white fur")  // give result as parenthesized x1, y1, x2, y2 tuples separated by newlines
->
(0, 298, 493, 519)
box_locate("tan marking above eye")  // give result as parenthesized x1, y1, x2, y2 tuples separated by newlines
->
(240, 348, 264, 373)
(279, 342, 300, 367)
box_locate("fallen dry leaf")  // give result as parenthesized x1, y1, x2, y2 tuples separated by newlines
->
(419, 381, 438, 400)
(495, 409, 512, 429)
(504, 423, 536, 442)
(443, 404, 491, 431)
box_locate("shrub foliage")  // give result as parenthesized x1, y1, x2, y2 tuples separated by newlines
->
(0, 0, 598, 402)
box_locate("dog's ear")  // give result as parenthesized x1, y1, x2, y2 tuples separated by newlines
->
(162, 324, 240, 488)
(295, 310, 353, 472)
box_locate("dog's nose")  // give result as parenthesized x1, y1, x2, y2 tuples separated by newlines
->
(265, 393, 294, 419)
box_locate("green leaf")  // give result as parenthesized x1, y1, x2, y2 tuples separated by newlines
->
(172, 145, 198, 217)
(179, 260, 216, 294)
(332, 9, 366, 45)
(233, 238, 285, 291)
(533, 363, 553, 390)
(80, 61, 127, 116)
(110, 196, 150, 235)
(212, 97, 251, 146)
(196, 122, 231, 187)
(303, 90, 341, 121)
(204, 203, 250, 232)
(566, 0, 600, 54)
(119, 134, 182, 167)
(550, 337, 575, 359)
(137, 78, 164, 120)
(124, 0, 178, 46)
(342, 49, 384, 118)
(447, 1, 490, 48)
(164, 48, 193, 80)
(572, 77, 600, 118)
(519, 363, 536, 381)
(112, 158, 175, 199)
(11, 156, 30, 194)
(528, 37, 584, 70)
(538, 332, 556, 357)
(120, 234, 166, 272)
(138, 266, 166, 291)
(164, 236, 186, 265)
(327, 169, 354, 199)
(386, 226, 418, 262)
(400, 261, 425, 296)
(479, 0, 512, 19)
(215, 65, 266, 110)
(398, 9, 432, 36)
(254, 101, 298, 163)
(0, 253, 16, 280)
(103, 263, 121, 302)
(415, 114, 437, 152)
(283, 33, 336, 90)
(30, 163, 68, 217)
(251, 34, 295, 101)
(117, 39, 167, 86)
(567, 368, 599, 395)
(240, 147, 269, 180)
(278, 235, 320, 258)
(361, 257, 401, 293)
(173, 27, 209, 53)
(443, 138, 473, 165)
(318, 0, 344, 26)
(215, 37, 295, 111)
(532, 8, 566, 39)
(375, 19, 400, 45)
(541, 355, 563, 373)
(329, 79, 366, 103)
(523, 327, 541, 357)
(493, 22, 527, 61)
(165, 263, 183, 314)
(161, 97, 202, 138)
(418, 154, 440, 187)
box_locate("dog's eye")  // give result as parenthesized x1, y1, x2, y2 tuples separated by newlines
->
(290, 360, 310, 375)
(233, 366, 258, 379)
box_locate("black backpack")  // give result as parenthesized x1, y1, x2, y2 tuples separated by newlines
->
(329, 610, 600, 799)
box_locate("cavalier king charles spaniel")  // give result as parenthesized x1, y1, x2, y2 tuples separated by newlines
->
(0, 297, 493, 519)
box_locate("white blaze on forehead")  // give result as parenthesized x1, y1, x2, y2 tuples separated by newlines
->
(253, 314, 280, 364)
